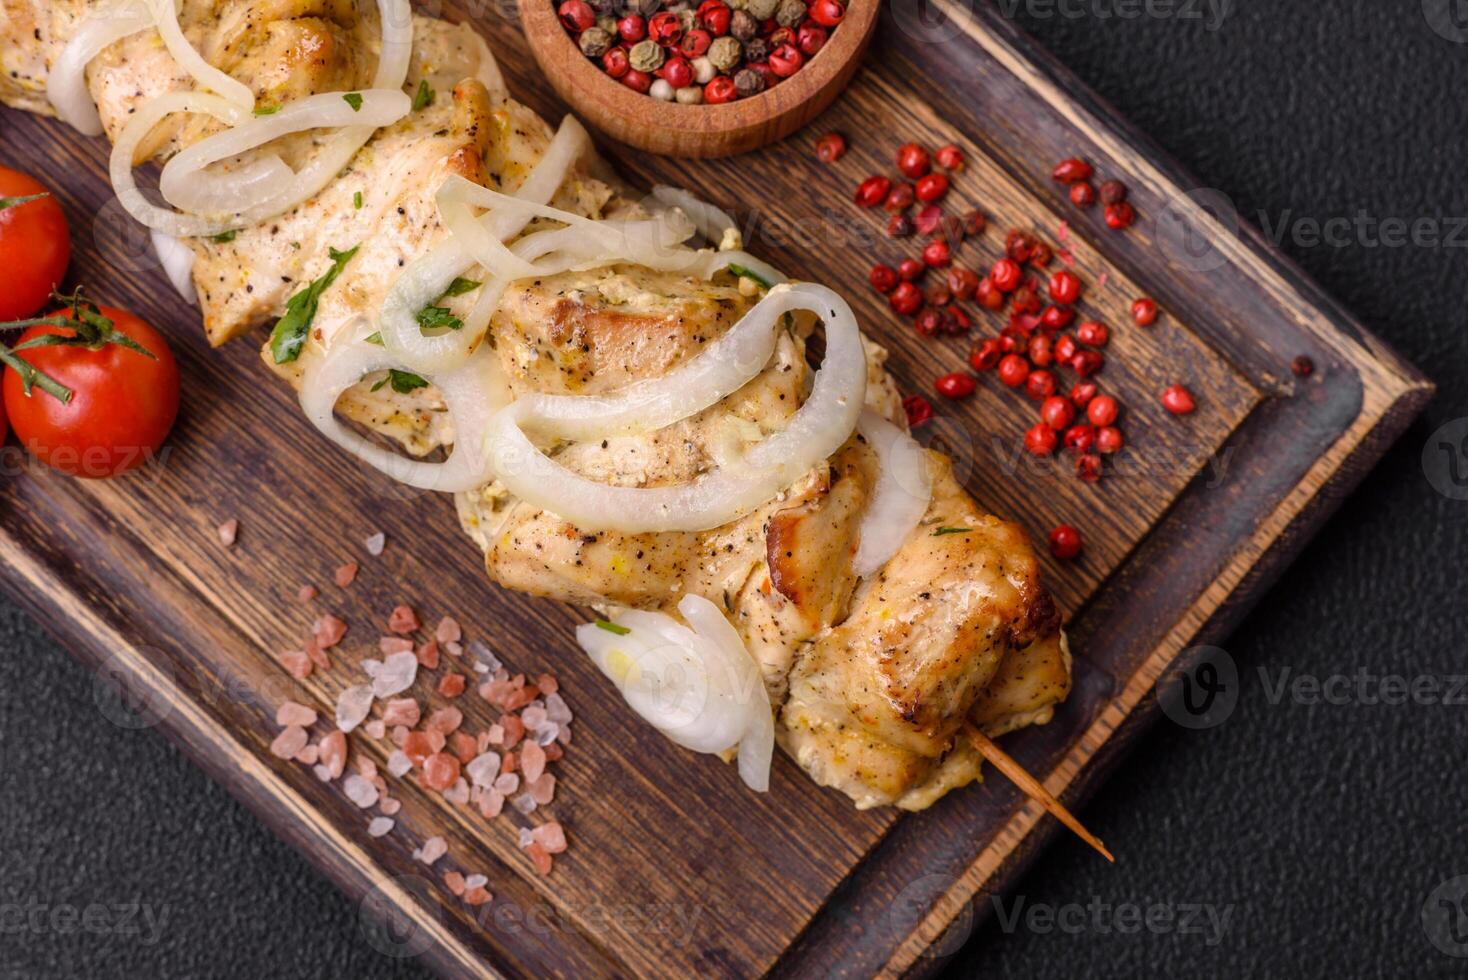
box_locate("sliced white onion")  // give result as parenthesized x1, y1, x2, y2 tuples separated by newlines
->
(150, 228, 197, 304)
(494, 281, 798, 447)
(575, 594, 772, 791)
(649, 185, 736, 246)
(852, 410, 932, 578)
(46, 0, 154, 135)
(372, 0, 414, 91)
(299, 332, 510, 492)
(144, 0, 254, 109)
(110, 91, 249, 237)
(693, 248, 787, 286)
(158, 90, 410, 216)
(483, 283, 865, 533)
(378, 116, 592, 374)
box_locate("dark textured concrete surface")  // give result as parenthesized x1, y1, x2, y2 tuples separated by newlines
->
(2, 2, 1466, 978)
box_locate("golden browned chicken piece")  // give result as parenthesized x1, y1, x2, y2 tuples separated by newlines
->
(0, 0, 1071, 810)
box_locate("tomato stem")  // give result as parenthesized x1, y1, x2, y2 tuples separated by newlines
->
(0, 345, 72, 403)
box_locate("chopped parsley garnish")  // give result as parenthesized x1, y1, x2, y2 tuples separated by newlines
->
(353, 190, 363, 210)
(415, 305, 463, 332)
(363, 331, 384, 345)
(370, 369, 429, 394)
(342, 92, 363, 111)
(211, 229, 237, 243)
(443, 276, 482, 297)
(253, 104, 279, 116)
(412, 79, 435, 111)
(932, 526, 972, 537)
(594, 619, 630, 636)
(727, 263, 773, 289)
(269, 244, 360, 364)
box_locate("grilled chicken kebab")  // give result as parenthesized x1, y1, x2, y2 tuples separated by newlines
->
(0, 0, 1071, 810)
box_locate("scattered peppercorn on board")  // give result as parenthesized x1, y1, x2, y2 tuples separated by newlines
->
(0, 2, 1431, 978)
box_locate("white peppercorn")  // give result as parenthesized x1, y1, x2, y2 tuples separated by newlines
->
(745, 0, 778, 20)
(629, 39, 665, 72)
(707, 35, 742, 72)
(675, 85, 703, 104)
(692, 55, 717, 83)
(649, 78, 675, 101)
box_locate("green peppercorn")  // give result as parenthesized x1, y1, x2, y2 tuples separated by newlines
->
(707, 35, 742, 72)
(675, 85, 704, 105)
(726, 0, 748, 9)
(745, 0, 778, 20)
(775, 0, 805, 27)
(629, 39, 665, 72)
(578, 27, 612, 57)
(733, 68, 765, 97)
(596, 14, 617, 33)
(730, 9, 757, 40)
(677, 8, 697, 31)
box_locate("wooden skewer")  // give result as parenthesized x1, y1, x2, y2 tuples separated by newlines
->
(963, 723, 1115, 863)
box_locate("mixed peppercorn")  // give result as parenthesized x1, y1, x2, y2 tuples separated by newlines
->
(824, 137, 1211, 561)
(558, 0, 844, 103)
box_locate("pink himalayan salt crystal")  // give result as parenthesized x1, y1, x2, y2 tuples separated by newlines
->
(344, 774, 379, 809)
(333, 562, 358, 587)
(297, 585, 318, 603)
(276, 701, 318, 728)
(382, 698, 421, 727)
(387, 605, 420, 635)
(425, 707, 462, 735)
(269, 726, 308, 759)
(532, 822, 567, 854)
(435, 617, 462, 644)
(336, 685, 373, 732)
(364, 719, 386, 739)
(492, 773, 519, 796)
(465, 752, 502, 788)
(443, 871, 466, 896)
(444, 778, 470, 806)
(478, 789, 505, 818)
(463, 874, 487, 890)
(364, 531, 386, 556)
(367, 817, 394, 838)
(380, 797, 402, 816)
(463, 886, 492, 907)
(387, 751, 412, 778)
(379, 637, 414, 656)
(217, 519, 238, 547)
(527, 773, 556, 806)
(512, 794, 537, 815)
(278, 650, 312, 681)
(294, 744, 319, 765)
(414, 836, 447, 865)
(520, 740, 547, 785)
(319, 731, 348, 779)
(372, 652, 417, 699)
(314, 614, 347, 649)
(416, 641, 440, 670)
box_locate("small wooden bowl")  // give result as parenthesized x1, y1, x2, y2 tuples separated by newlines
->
(521, 1, 878, 158)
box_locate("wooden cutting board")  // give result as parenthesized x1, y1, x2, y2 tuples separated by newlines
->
(0, 2, 1431, 977)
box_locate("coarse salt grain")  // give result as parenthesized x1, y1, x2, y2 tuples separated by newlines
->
(426, 707, 462, 735)
(365, 531, 386, 556)
(379, 637, 414, 656)
(414, 836, 447, 865)
(387, 605, 420, 634)
(334, 562, 358, 587)
(463, 886, 492, 907)
(314, 614, 347, 648)
(513, 793, 538, 815)
(435, 616, 462, 644)
(363, 658, 382, 677)
(344, 774, 379, 809)
(532, 822, 567, 854)
(518, 827, 535, 848)
(295, 744, 319, 765)
(372, 651, 418, 698)
(544, 693, 573, 726)
(466, 752, 502, 787)
(521, 705, 548, 730)
(521, 741, 546, 784)
(276, 701, 318, 728)
(279, 650, 312, 680)
(380, 797, 402, 816)
(444, 778, 470, 806)
(444, 641, 463, 658)
(382, 698, 421, 727)
(463, 874, 487, 890)
(443, 871, 466, 896)
(270, 726, 309, 759)
(532, 723, 559, 747)
(320, 730, 347, 779)
(479, 789, 505, 818)
(217, 519, 238, 546)
(527, 773, 556, 805)
(387, 750, 413, 778)
(368, 817, 394, 837)
(336, 685, 374, 732)
(364, 719, 386, 739)
(313, 764, 332, 781)
(468, 640, 501, 674)
(297, 585, 318, 603)
(493, 773, 519, 795)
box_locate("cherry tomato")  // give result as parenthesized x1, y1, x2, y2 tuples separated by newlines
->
(3, 304, 179, 477)
(0, 168, 70, 321)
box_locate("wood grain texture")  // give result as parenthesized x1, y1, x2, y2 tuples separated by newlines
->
(0, 0, 1431, 977)
(520, 0, 878, 157)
